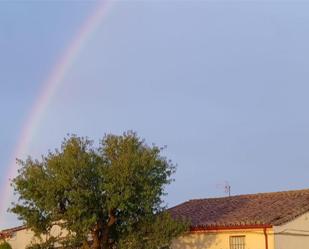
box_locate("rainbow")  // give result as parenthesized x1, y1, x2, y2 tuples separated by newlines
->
(0, 0, 112, 228)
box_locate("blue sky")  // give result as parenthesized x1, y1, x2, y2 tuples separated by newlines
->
(1, 0, 309, 228)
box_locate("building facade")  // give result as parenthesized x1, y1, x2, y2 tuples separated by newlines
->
(0, 225, 64, 249)
(2, 189, 309, 249)
(169, 189, 309, 249)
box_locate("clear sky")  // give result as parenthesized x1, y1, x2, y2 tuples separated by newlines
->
(1, 0, 309, 229)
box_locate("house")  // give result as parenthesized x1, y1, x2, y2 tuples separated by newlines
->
(2, 188, 309, 249)
(169, 189, 309, 249)
(0, 225, 64, 249)
(0, 226, 34, 249)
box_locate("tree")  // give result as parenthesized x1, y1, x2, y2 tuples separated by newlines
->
(11, 132, 187, 249)
(0, 242, 12, 249)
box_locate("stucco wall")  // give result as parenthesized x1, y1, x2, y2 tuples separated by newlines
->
(4, 228, 37, 249)
(172, 228, 274, 249)
(4, 225, 64, 249)
(274, 212, 309, 249)
(4, 226, 279, 249)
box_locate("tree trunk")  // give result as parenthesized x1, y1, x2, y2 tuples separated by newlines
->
(82, 240, 91, 249)
(92, 223, 102, 249)
(92, 231, 101, 249)
(101, 209, 117, 249)
(101, 226, 109, 249)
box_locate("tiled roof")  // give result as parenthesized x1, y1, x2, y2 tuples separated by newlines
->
(169, 189, 309, 229)
(1, 225, 27, 233)
(0, 225, 27, 238)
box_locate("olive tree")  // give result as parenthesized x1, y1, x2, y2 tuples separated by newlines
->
(11, 132, 187, 249)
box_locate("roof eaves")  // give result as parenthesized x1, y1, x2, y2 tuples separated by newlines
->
(272, 207, 309, 226)
(190, 223, 272, 232)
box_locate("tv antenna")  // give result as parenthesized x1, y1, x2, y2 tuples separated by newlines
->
(224, 181, 231, 197)
(216, 181, 231, 197)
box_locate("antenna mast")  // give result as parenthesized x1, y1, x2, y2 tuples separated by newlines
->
(216, 181, 232, 197)
(224, 181, 231, 197)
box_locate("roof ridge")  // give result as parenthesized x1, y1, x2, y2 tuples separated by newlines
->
(169, 188, 309, 228)
(188, 188, 309, 202)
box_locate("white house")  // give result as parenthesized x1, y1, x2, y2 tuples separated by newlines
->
(2, 188, 309, 249)
(169, 188, 309, 249)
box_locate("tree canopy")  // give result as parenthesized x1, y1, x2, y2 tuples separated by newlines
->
(11, 132, 187, 249)
(0, 242, 12, 249)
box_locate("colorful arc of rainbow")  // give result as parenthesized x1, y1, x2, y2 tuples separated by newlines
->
(0, 0, 110, 228)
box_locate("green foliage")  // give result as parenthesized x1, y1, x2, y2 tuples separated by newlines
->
(0, 242, 12, 249)
(11, 131, 188, 249)
(117, 212, 188, 249)
(25, 238, 56, 249)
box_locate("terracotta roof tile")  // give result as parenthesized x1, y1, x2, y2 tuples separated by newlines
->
(0, 225, 27, 238)
(168, 189, 309, 228)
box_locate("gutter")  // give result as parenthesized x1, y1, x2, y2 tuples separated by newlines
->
(191, 224, 272, 232)
(264, 227, 269, 249)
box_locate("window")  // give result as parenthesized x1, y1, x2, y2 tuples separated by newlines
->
(229, 236, 245, 249)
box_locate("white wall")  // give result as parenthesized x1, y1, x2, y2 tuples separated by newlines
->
(172, 228, 275, 249)
(274, 212, 309, 249)
(5, 228, 37, 249)
(4, 225, 65, 249)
